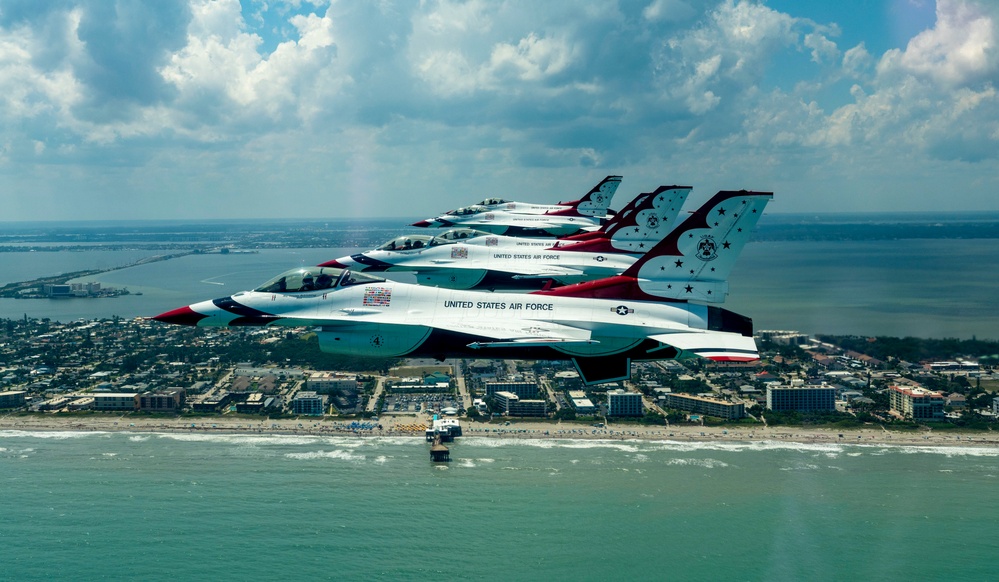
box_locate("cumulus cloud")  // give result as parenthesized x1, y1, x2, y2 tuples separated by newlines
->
(0, 0, 997, 220)
(820, 0, 999, 162)
(881, 0, 997, 86)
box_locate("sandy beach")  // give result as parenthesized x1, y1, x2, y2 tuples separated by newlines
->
(2, 412, 997, 448)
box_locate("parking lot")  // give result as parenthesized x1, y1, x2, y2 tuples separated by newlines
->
(383, 393, 462, 415)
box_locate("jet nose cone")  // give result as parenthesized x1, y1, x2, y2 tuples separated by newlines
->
(319, 258, 348, 268)
(411, 220, 432, 227)
(152, 305, 208, 326)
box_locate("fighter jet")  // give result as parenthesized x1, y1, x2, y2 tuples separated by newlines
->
(411, 176, 622, 236)
(467, 175, 621, 217)
(152, 191, 771, 385)
(321, 185, 696, 291)
(554, 185, 691, 252)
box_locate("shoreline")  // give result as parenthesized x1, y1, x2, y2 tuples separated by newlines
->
(2, 413, 997, 449)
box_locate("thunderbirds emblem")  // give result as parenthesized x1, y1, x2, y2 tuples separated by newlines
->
(646, 214, 660, 229)
(697, 236, 718, 261)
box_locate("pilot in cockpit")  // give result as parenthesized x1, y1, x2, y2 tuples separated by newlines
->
(316, 273, 334, 289)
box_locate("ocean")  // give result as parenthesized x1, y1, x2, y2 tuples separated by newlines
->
(2, 430, 998, 581)
(3, 216, 999, 581)
(3, 238, 999, 339)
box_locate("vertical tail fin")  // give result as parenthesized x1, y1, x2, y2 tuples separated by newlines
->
(553, 193, 650, 244)
(551, 175, 621, 217)
(535, 190, 771, 302)
(602, 185, 691, 251)
(621, 190, 772, 302)
(551, 185, 691, 253)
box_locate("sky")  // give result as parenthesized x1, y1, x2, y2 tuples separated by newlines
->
(0, 0, 997, 221)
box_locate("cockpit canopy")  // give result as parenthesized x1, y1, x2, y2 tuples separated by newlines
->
(476, 198, 510, 206)
(434, 228, 489, 241)
(443, 205, 488, 217)
(375, 228, 488, 251)
(253, 267, 384, 294)
(376, 234, 440, 251)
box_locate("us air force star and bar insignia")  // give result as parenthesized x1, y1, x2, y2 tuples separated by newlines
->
(613, 305, 634, 316)
(594, 255, 606, 262)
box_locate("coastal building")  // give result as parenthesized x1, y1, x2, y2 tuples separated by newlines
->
(93, 393, 139, 411)
(138, 389, 185, 413)
(291, 391, 327, 416)
(425, 417, 462, 442)
(0, 390, 26, 408)
(493, 391, 546, 417)
(758, 330, 810, 346)
(509, 399, 546, 417)
(43, 284, 73, 298)
(233, 365, 305, 380)
(192, 392, 234, 413)
(307, 372, 358, 394)
(567, 390, 597, 414)
(928, 361, 979, 372)
(889, 385, 944, 421)
(485, 381, 539, 399)
(236, 392, 275, 414)
(766, 385, 836, 412)
(553, 371, 582, 390)
(662, 393, 745, 420)
(607, 390, 643, 417)
(69, 397, 94, 411)
(37, 396, 72, 412)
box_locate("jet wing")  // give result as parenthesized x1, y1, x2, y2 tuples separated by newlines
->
(415, 263, 585, 279)
(508, 266, 586, 280)
(649, 331, 759, 361)
(430, 317, 595, 348)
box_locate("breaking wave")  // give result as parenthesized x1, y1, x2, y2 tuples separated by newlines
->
(284, 449, 366, 462)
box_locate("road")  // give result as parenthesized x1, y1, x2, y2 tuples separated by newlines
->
(366, 376, 386, 412)
(540, 377, 562, 410)
(452, 359, 473, 410)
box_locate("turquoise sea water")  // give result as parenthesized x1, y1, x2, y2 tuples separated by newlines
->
(2, 431, 998, 581)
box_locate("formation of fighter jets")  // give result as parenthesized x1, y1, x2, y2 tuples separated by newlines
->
(153, 177, 772, 385)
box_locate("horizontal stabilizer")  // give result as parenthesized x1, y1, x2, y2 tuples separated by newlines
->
(649, 331, 759, 361)
(468, 338, 599, 348)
